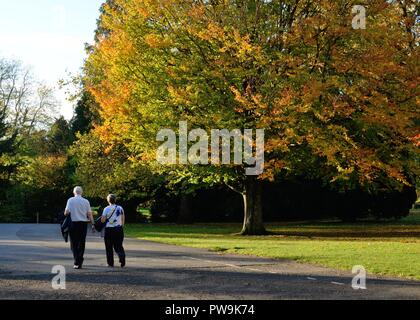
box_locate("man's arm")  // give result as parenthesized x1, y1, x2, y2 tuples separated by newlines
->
(88, 211, 94, 225)
(64, 200, 70, 217)
(86, 201, 95, 228)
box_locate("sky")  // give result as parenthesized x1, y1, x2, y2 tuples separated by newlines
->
(0, 0, 104, 119)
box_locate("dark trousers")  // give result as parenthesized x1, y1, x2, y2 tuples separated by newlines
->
(69, 222, 88, 266)
(104, 227, 126, 266)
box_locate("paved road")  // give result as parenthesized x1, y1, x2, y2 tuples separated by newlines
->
(0, 224, 419, 300)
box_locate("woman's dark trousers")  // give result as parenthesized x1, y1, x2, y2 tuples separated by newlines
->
(104, 227, 126, 267)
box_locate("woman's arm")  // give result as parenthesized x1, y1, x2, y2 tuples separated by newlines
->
(101, 209, 107, 223)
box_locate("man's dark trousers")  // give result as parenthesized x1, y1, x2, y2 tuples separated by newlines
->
(69, 221, 88, 266)
(104, 227, 126, 267)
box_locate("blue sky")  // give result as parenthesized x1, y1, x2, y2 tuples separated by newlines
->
(0, 0, 104, 119)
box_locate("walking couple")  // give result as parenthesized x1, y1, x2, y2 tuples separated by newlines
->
(64, 186, 126, 269)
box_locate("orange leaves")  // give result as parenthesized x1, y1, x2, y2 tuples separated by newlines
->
(230, 86, 249, 112)
(194, 22, 225, 42)
(144, 34, 172, 49)
(230, 86, 267, 118)
(137, 6, 150, 19)
(93, 122, 113, 144)
(187, 4, 205, 20)
(144, 34, 161, 48)
(385, 166, 412, 186)
(104, 145, 114, 156)
(410, 134, 420, 147)
(357, 155, 411, 187)
(260, 159, 286, 182)
(89, 80, 133, 118)
(271, 88, 294, 113)
(265, 137, 290, 154)
(301, 80, 326, 104)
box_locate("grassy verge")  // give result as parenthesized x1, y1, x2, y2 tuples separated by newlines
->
(125, 212, 420, 280)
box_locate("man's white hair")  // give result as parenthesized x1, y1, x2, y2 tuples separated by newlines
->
(73, 186, 83, 195)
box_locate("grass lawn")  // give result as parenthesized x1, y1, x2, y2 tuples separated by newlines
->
(125, 211, 420, 280)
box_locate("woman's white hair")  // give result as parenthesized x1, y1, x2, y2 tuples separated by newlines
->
(73, 186, 83, 195)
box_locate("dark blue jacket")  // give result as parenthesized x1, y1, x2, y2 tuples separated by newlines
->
(61, 215, 72, 243)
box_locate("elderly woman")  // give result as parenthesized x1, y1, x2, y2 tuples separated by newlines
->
(101, 194, 126, 268)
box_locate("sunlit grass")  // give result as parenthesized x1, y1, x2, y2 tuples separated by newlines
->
(125, 212, 420, 280)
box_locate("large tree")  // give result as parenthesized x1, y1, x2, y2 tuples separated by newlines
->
(84, 0, 419, 234)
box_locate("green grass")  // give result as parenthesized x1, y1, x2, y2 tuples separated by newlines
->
(125, 212, 420, 280)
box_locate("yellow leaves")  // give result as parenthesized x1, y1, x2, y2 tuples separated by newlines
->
(251, 94, 268, 114)
(196, 22, 225, 42)
(230, 86, 247, 111)
(167, 85, 197, 106)
(330, 165, 355, 183)
(230, 86, 266, 116)
(284, 128, 296, 140)
(144, 34, 171, 49)
(233, 30, 253, 57)
(327, 125, 358, 149)
(19, 155, 68, 189)
(93, 123, 112, 144)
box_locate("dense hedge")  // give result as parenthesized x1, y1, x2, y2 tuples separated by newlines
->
(149, 181, 417, 223)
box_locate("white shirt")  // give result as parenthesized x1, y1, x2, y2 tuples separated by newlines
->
(65, 196, 91, 222)
(102, 205, 124, 228)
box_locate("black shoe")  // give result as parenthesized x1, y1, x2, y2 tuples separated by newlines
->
(120, 260, 126, 268)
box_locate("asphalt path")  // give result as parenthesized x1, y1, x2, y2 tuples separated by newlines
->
(0, 224, 418, 300)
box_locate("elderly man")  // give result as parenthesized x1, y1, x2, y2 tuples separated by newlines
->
(64, 186, 95, 269)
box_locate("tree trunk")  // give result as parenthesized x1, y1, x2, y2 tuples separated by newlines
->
(177, 195, 193, 224)
(241, 176, 266, 235)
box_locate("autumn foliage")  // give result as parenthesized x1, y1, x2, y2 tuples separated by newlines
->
(84, 0, 419, 234)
